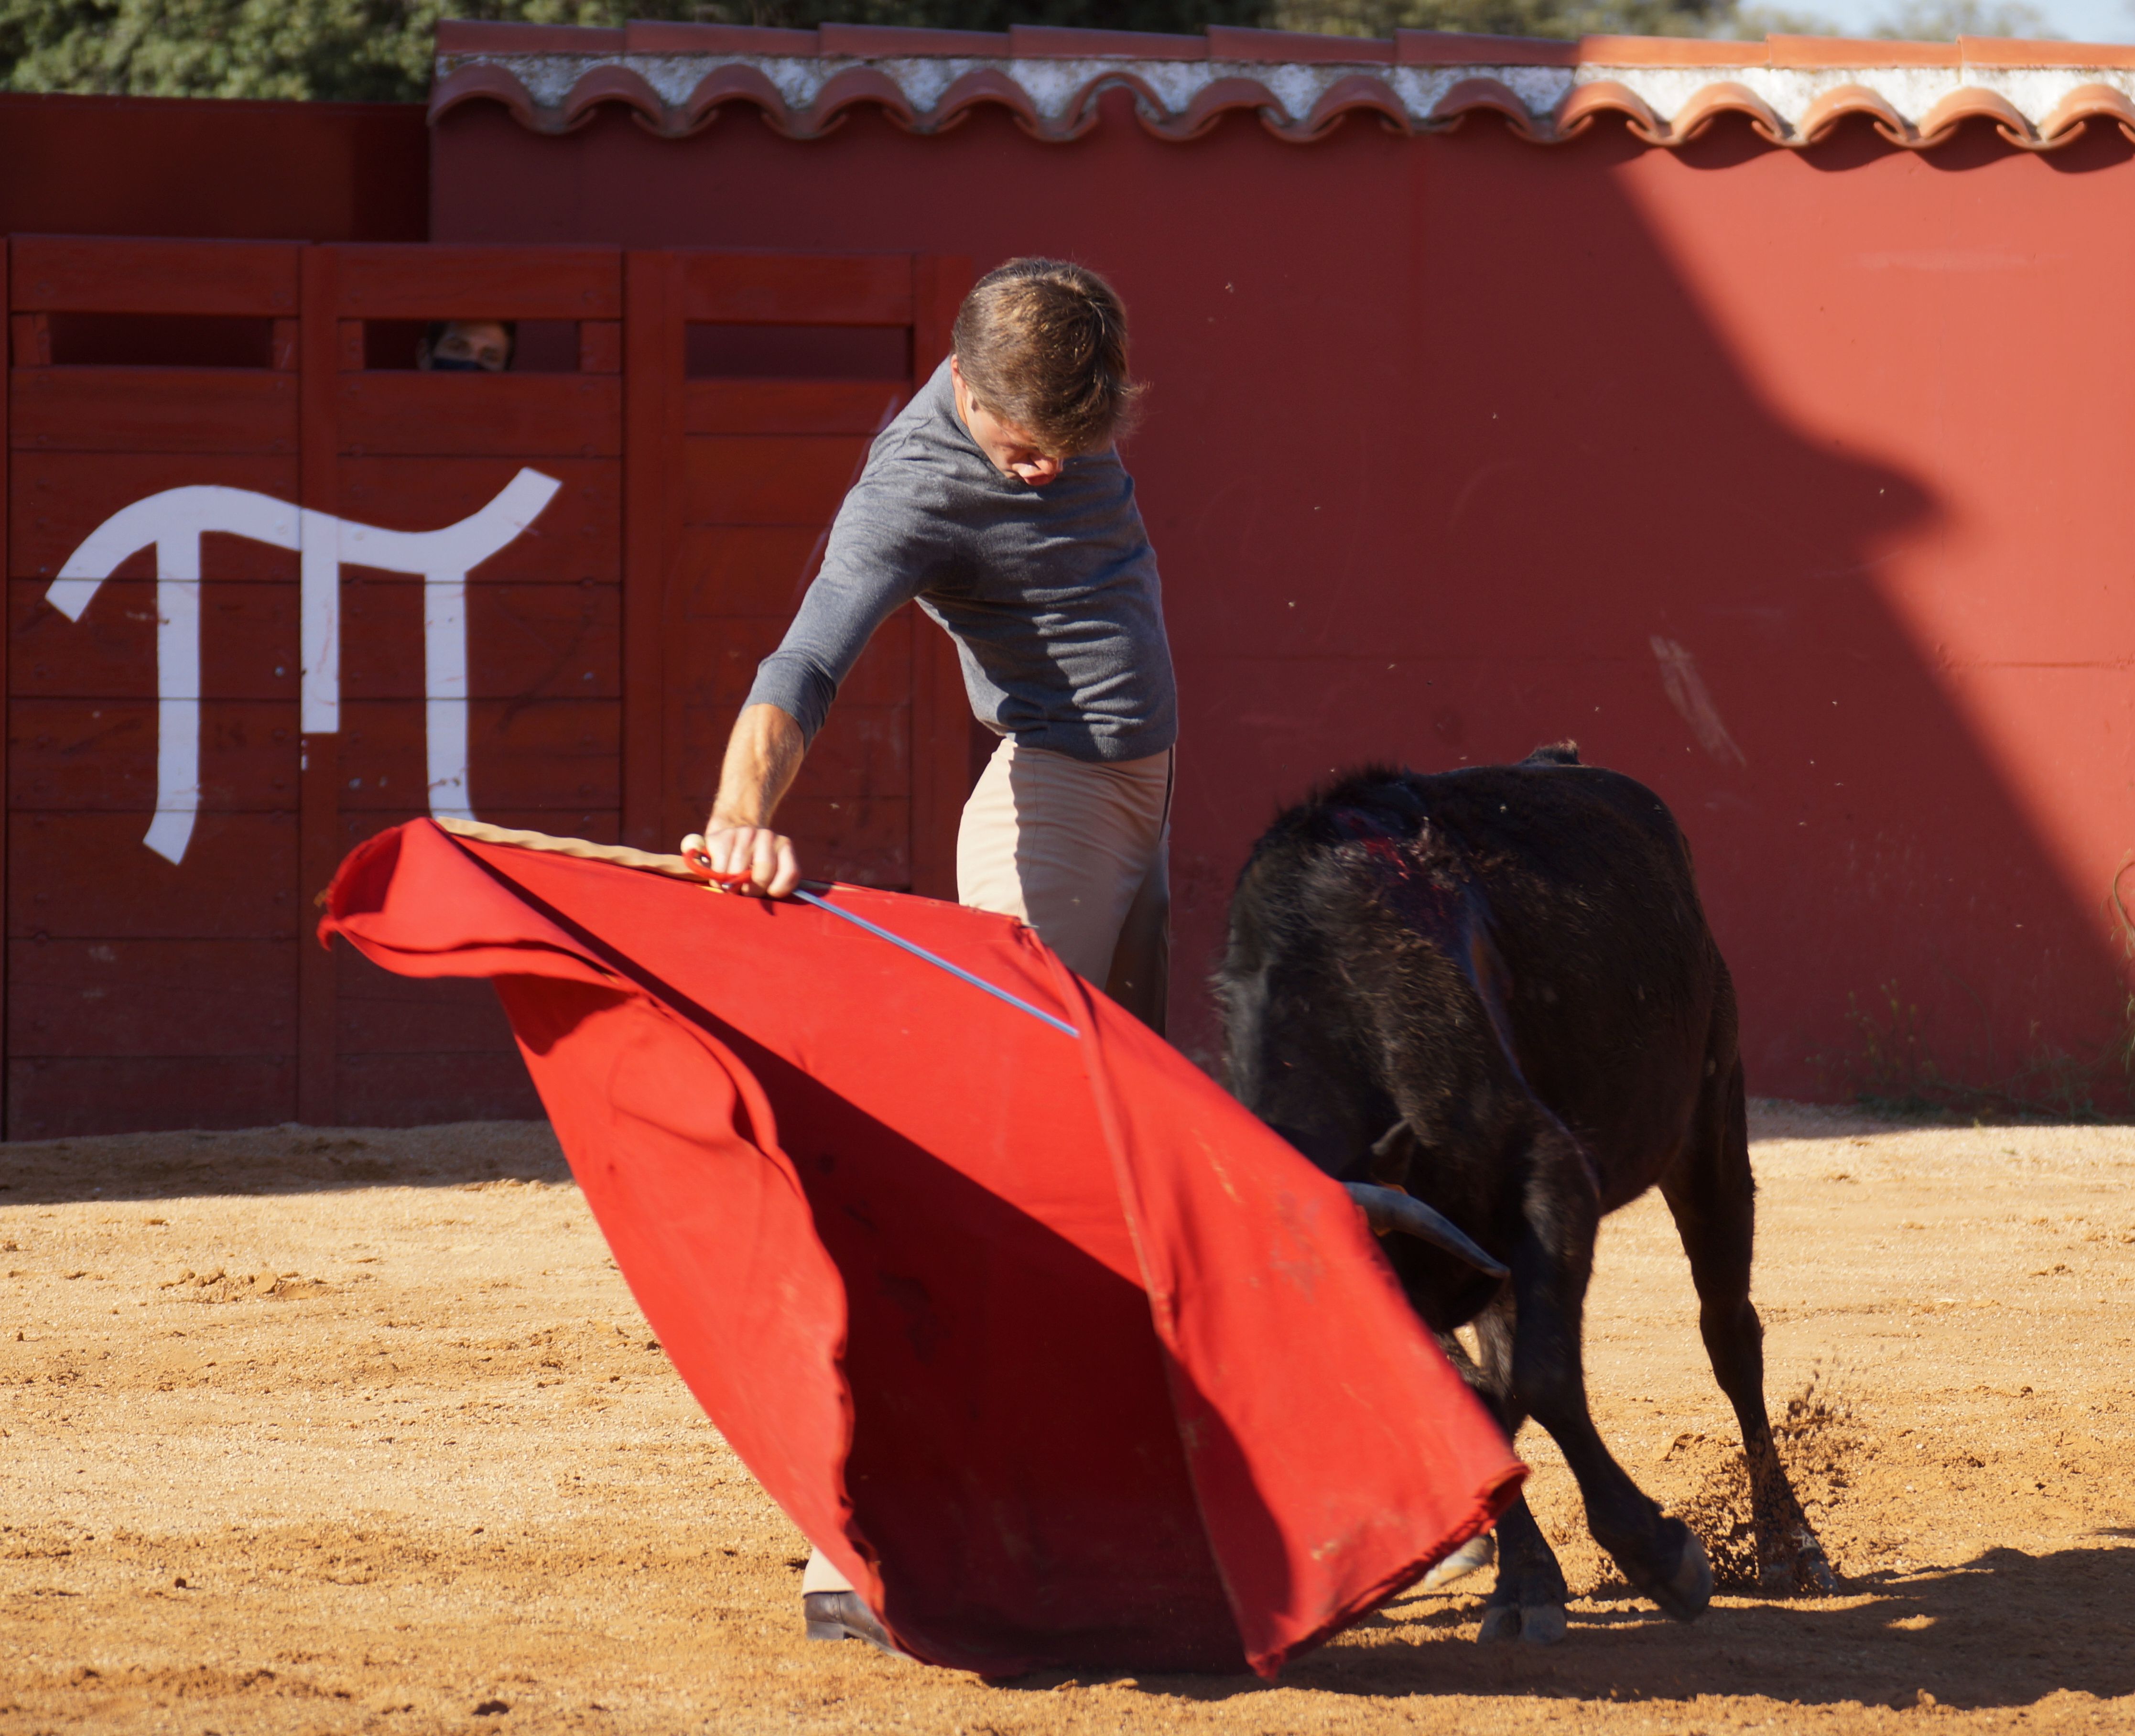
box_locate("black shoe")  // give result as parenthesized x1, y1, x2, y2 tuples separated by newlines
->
(802, 1590, 909, 1658)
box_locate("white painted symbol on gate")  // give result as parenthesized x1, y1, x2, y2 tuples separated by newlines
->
(46, 469, 562, 865)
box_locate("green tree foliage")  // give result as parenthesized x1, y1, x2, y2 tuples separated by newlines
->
(0, 2, 673, 101)
(0, 0, 1267, 101)
(0, 0, 2060, 105)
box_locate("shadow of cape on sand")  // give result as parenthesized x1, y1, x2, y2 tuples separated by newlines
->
(1001, 1542, 2135, 1710)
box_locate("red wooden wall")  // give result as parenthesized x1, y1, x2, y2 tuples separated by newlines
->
(0, 92, 427, 244)
(9, 239, 306, 1132)
(4, 235, 967, 1138)
(9, 84, 2134, 1126)
(304, 242, 624, 1128)
(624, 250, 969, 890)
(432, 98, 2135, 1112)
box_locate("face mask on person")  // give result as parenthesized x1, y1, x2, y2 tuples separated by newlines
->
(426, 354, 490, 373)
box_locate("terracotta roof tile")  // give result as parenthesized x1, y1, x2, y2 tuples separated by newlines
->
(426, 23, 2135, 154)
(2040, 82, 2135, 140)
(1796, 81, 1911, 141)
(1559, 77, 1662, 142)
(1918, 83, 2034, 145)
(1669, 79, 1785, 144)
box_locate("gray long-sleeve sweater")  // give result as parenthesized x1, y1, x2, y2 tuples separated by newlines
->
(744, 358, 1177, 764)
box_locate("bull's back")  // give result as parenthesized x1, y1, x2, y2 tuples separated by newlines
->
(1402, 761, 1725, 1195)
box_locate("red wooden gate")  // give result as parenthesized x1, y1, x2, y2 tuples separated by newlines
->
(8, 237, 305, 1136)
(619, 250, 970, 890)
(303, 242, 625, 1127)
(5, 235, 972, 1137)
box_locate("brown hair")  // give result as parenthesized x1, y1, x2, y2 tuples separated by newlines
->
(950, 258, 1142, 456)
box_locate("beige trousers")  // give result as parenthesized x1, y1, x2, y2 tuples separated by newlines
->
(955, 737, 1173, 1033)
(802, 737, 1174, 1601)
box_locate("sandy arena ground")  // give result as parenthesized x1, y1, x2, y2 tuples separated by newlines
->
(3, 1102, 2132, 1734)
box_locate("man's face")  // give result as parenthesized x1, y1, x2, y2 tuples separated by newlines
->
(423, 320, 512, 373)
(950, 357, 1064, 488)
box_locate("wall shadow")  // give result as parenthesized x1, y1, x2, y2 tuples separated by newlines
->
(1152, 111, 2135, 1109)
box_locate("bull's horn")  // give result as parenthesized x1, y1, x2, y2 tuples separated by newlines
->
(1344, 1183, 1510, 1279)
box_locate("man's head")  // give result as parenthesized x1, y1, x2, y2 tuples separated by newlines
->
(418, 319, 515, 373)
(950, 259, 1140, 488)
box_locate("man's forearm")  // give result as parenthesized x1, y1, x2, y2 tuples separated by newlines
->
(710, 703, 806, 828)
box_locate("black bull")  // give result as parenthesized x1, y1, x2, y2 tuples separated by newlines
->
(1216, 744, 1835, 1643)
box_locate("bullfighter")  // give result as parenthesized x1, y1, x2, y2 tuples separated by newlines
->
(683, 256, 1177, 1651)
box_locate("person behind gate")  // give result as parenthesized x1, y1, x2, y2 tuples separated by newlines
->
(680, 258, 1177, 1654)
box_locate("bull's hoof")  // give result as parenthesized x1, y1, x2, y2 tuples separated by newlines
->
(1650, 1526, 1714, 1622)
(1760, 1532, 1839, 1596)
(1477, 1599, 1567, 1645)
(1423, 1531, 1496, 1592)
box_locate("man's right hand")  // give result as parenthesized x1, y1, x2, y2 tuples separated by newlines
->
(682, 823, 801, 899)
(690, 704, 808, 897)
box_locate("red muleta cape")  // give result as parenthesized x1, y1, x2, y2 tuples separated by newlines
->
(321, 820, 1523, 1678)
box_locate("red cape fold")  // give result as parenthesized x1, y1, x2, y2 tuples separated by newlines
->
(320, 820, 1524, 1677)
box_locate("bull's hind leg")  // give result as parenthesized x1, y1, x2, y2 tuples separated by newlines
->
(1660, 1055, 1837, 1595)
